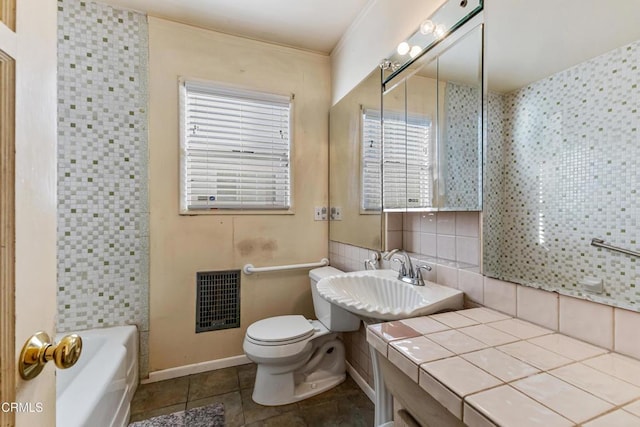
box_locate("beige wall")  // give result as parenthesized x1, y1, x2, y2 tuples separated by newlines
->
(148, 17, 331, 371)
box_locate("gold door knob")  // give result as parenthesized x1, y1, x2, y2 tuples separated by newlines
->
(19, 331, 82, 380)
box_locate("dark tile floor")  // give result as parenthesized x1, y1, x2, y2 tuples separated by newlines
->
(130, 363, 374, 426)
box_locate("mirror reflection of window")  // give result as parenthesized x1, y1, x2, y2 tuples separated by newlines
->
(360, 108, 382, 212)
(361, 109, 432, 211)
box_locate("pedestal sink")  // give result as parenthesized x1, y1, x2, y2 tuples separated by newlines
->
(316, 269, 463, 320)
(317, 269, 464, 427)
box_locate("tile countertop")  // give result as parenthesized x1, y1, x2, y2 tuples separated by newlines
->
(366, 308, 640, 427)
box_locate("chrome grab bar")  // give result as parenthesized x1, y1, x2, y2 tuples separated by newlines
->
(243, 258, 330, 275)
(590, 238, 640, 258)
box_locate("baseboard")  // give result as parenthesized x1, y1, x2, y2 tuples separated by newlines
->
(346, 361, 375, 403)
(142, 354, 251, 384)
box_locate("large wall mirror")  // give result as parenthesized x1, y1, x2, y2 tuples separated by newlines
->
(329, 70, 383, 250)
(483, 0, 640, 311)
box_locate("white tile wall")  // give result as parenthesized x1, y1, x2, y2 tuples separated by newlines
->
(437, 235, 457, 260)
(421, 212, 438, 233)
(436, 212, 457, 235)
(436, 264, 459, 289)
(398, 211, 481, 266)
(615, 308, 640, 359)
(420, 232, 438, 257)
(458, 270, 484, 304)
(516, 286, 559, 331)
(456, 236, 480, 265)
(456, 212, 480, 237)
(483, 277, 517, 316)
(559, 296, 614, 349)
(328, 241, 379, 272)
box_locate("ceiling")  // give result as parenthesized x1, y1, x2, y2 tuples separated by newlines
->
(486, 0, 640, 93)
(98, 0, 370, 54)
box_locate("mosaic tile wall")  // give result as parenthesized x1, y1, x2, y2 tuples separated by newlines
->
(443, 82, 481, 209)
(57, 0, 149, 372)
(483, 91, 508, 276)
(484, 39, 640, 311)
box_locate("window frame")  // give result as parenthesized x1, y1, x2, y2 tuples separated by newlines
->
(178, 77, 295, 215)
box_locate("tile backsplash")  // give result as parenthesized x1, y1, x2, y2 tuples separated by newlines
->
(398, 211, 481, 267)
(57, 0, 149, 373)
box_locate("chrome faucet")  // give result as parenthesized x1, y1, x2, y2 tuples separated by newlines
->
(383, 249, 432, 286)
(364, 252, 380, 270)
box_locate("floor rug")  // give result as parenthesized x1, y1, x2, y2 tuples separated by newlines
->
(129, 403, 225, 427)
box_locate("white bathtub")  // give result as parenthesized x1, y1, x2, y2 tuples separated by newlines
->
(56, 325, 138, 427)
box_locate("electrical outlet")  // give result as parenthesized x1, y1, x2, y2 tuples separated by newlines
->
(314, 206, 327, 221)
(331, 206, 342, 220)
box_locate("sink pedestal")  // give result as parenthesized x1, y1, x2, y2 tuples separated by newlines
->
(369, 340, 393, 426)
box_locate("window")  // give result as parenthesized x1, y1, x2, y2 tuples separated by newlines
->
(361, 109, 432, 211)
(361, 109, 382, 211)
(180, 80, 292, 211)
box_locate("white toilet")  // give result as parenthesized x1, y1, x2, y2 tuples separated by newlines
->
(243, 266, 361, 406)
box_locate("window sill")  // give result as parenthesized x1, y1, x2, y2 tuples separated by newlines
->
(179, 209, 295, 216)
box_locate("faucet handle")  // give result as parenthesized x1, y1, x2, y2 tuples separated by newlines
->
(364, 258, 378, 270)
(416, 264, 432, 273)
(382, 249, 400, 261)
(392, 258, 407, 277)
(415, 264, 432, 286)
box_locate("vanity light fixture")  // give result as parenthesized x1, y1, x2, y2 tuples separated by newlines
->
(434, 23, 447, 38)
(420, 19, 435, 35)
(396, 19, 447, 58)
(396, 41, 410, 55)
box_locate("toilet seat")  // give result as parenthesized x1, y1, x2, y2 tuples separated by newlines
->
(246, 315, 315, 346)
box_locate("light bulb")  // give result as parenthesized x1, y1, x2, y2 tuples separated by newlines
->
(396, 41, 410, 56)
(409, 45, 422, 58)
(434, 23, 447, 38)
(420, 19, 434, 35)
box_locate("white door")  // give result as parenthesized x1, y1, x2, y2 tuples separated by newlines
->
(0, 0, 58, 426)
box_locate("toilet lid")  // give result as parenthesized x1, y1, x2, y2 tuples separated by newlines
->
(246, 315, 314, 343)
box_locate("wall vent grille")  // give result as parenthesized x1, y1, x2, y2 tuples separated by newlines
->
(196, 270, 240, 333)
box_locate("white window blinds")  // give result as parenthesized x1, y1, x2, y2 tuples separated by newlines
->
(361, 109, 382, 211)
(361, 109, 432, 211)
(181, 80, 292, 211)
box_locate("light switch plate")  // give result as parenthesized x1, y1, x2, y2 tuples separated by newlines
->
(331, 206, 342, 220)
(314, 206, 327, 221)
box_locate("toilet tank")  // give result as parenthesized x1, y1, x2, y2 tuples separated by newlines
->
(309, 267, 361, 332)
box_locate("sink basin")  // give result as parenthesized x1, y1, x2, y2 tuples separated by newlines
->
(316, 269, 463, 320)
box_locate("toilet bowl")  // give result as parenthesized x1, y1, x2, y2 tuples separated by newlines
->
(243, 266, 361, 406)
